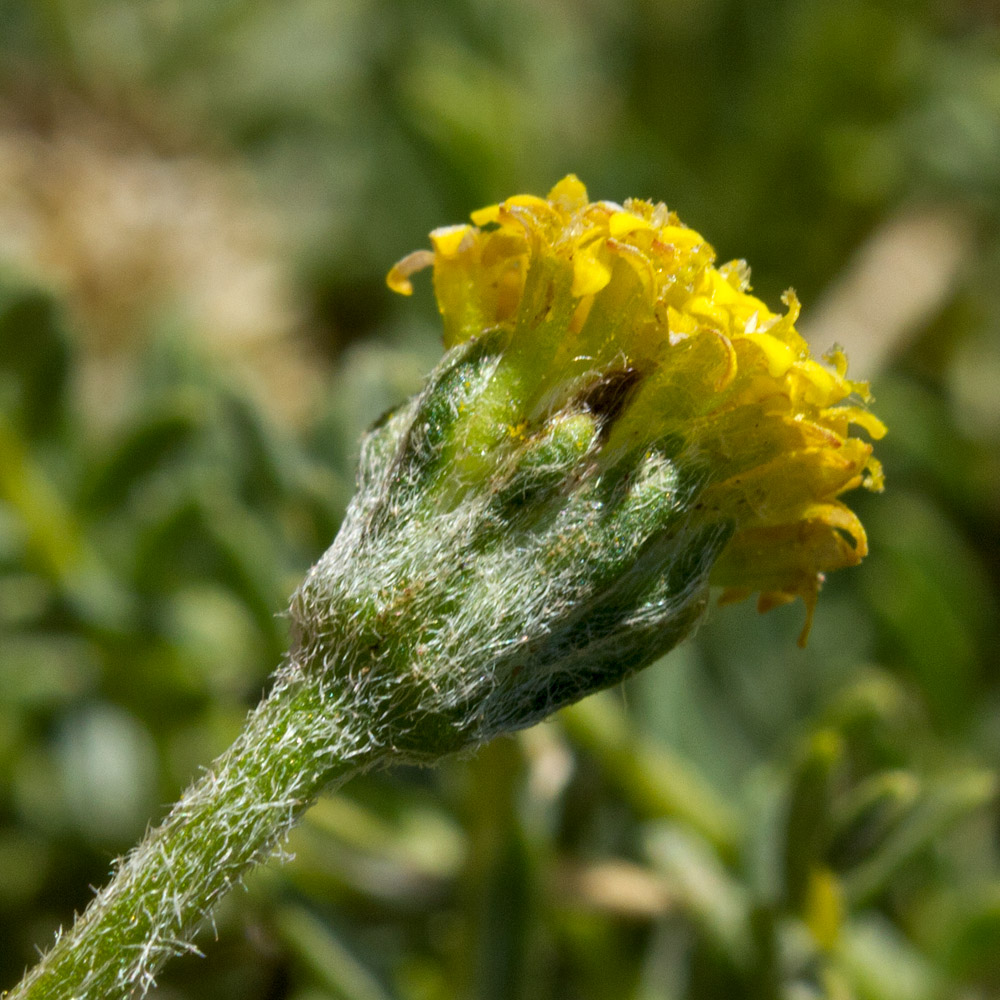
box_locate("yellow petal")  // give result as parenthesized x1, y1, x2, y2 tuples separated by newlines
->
(657, 225, 704, 249)
(571, 251, 612, 297)
(430, 224, 475, 257)
(386, 249, 435, 296)
(506, 194, 558, 214)
(547, 174, 589, 210)
(789, 359, 844, 407)
(743, 333, 795, 378)
(609, 211, 653, 238)
(470, 204, 501, 226)
(821, 405, 887, 441)
(686, 296, 730, 330)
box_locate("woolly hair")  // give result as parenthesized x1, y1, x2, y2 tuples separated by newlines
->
(290, 331, 733, 760)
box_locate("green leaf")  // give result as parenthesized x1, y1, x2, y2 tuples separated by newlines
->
(782, 730, 843, 913)
(0, 287, 71, 440)
(843, 770, 996, 907)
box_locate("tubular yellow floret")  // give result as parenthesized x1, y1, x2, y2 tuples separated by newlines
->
(388, 175, 885, 643)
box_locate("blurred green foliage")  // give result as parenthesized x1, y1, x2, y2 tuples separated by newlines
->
(1, 1, 999, 998)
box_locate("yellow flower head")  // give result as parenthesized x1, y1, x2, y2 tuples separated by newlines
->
(388, 175, 884, 643)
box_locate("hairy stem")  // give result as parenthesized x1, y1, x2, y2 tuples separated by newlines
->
(8, 662, 374, 1000)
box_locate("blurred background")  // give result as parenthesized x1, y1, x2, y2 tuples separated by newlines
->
(1, 1, 999, 997)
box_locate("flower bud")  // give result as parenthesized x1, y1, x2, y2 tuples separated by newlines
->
(292, 176, 884, 761)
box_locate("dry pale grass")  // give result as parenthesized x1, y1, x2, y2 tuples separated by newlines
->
(0, 91, 325, 426)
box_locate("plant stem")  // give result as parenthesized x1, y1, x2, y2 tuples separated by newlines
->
(8, 665, 373, 1000)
